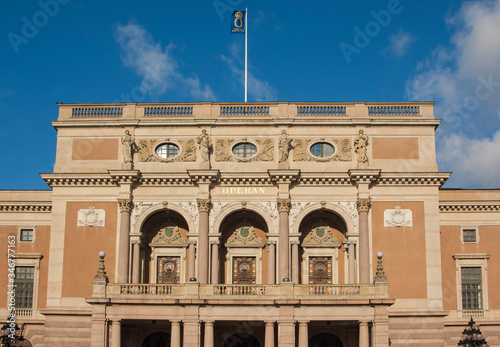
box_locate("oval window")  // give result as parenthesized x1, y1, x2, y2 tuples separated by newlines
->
(310, 142, 334, 158)
(232, 142, 257, 158)
(155, 143, 179, 158)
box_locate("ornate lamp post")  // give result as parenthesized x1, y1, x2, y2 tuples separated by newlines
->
(457, 318, 489, 347)
(1, 321, 24, 347)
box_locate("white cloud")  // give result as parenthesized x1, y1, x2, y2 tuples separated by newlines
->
(406, 0, 500, 188)
(439, 131, 500, 188)
(388, 30, 417, 57)
(218, 48, 277, 102)
(115, 21, 215, 100)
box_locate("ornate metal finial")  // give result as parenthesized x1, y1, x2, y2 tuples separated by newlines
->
(93, 251, 108, 283)
(373, 251, 388, 283)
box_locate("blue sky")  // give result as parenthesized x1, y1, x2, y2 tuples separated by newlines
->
(1, 0, 500, 190)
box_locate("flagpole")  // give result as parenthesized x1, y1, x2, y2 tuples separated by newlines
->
(245, 7, 248, 102)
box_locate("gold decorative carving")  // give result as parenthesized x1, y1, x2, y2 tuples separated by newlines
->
(227, 223, 263, 245)
(292, 138, 352, 162)
(303, 223, 338, 245)
(137, 139, 196, 162)
(356, 198, 372, 212)
(152, 225, 187, 244)
(277, 198, 291, 213)
(214, 138, 274, 162)
(197, 198, 211, 212)
(162, 201, 168, 209)
(118, 199, 133, 213)
(241, 201, 247, 209)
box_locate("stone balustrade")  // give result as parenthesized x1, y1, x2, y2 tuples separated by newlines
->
(57, 101, 435, 120)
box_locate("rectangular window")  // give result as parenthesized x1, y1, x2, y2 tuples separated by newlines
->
(461, 267, 482, 310)
(20, 229, 34, 242)
(15, 266, 35, 308)
(463, 229, 477, 243)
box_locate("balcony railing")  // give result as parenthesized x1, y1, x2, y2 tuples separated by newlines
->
(98, 283, 388, 301)
(59, 102, 434, 121)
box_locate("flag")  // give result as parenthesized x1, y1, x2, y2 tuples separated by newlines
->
(231, 10, 245, 34)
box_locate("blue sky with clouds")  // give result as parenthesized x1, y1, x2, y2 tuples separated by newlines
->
(1, 0, 500, 189)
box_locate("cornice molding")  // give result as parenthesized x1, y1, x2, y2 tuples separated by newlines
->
(379, 172, 450, 186)
(0, 203, 52, 213)
(440, 202, 500, 212)
(139, 173, 194, 186)
(187, 170, 220, 184)
(41, 173, 118, 187)
(268, 169, 300, 184)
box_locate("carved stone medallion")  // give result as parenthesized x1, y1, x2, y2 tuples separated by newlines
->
(303, 223, 338, 245)
(78, 206, 105, 227)
(152, 225, 187, 244)
(227, 223, 263, 245)
(384, 206, 412, 227)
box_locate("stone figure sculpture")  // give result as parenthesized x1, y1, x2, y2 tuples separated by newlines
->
(354, 129, 369, 164)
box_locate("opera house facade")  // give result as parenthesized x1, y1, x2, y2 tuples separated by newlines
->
(1, 101, 499, 346)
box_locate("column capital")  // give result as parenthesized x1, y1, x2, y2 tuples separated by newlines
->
(356, 198, 372, 212)
(291, 240, 300, 245)
(197, 198, 212, 212)
(277, 198, 292, 212)
(118, 198, 133, 212)
(131, 239, 142, 245)
(210, 240, 219, 245)
(266, 241, 277, 246)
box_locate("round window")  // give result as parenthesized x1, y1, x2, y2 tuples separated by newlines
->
(310, 142, 335, 158)
(155, 143, 179, 158)
(232, 142, 257, 158)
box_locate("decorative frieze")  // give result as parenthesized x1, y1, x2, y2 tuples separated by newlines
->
(137, 139, 196, 162)
(292, 138, 352, 162)
(440, 203, 500, 212)
(78, 206, 105, 227)
(0, 203, 51, 212)
(356, 198, 372, 212)
(215, 138, 274, 162)
(254, 201, 278, 231)
(384, 206, 412, 227)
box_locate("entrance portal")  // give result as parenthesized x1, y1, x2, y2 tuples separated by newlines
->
(309, 333, 343, 347)
(224, 333, 260, 347)
(142, 332, 171, 347)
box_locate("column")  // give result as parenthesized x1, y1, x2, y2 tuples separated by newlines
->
(132, 240, 141, 284)
(359, 321, 369, 347)
(298, 321, 308, 347)
(267, 242, 276, 284)
(348, 241, 356, 284)
(171, 321, 181, 347)
(211, 241, 219, 284)
(188, 241, 196, 281)
(183, 321, 200, 347)
(277, 199, 291, 282)
(117, 199, 132, 283)
(265, 322, 275, 347)
(197, 199, 211, 284)
(204, 321, 214, 347)
(111, 320, 121, 347)
(357, 198, 371, 284)
(291, 241, 300, 284)
(278, 321, 295, 347)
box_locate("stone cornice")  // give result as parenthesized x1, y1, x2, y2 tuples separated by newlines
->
(268, 169, 300, 184)
(348, 169, 381, 185)
(41, 173, 118, 187)
(108, 170, 141, 185)
(298, 173, 351, 185)
(0, 203, 52, 212)
(139, 173, 194, 186)
(187, 170, 220, 184)
(219, 173, 273, 186)
(453, 253, 490, 260)
(439, 202, 500, 212)
(378, 172, 450, 187)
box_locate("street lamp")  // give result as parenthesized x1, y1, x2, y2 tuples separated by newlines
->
(457, 317, 489, 347)
(1, 320, 24, 347)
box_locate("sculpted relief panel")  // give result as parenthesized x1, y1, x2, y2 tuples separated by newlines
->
(215, 138, 274, 162)
(137, 139, 196, 162)
(293, 138, 352, 162)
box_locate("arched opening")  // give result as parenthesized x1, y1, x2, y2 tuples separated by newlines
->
(309, 333, 343, 347)
(219, 211, 269, 284)
(223, 333, 260, 347)
(141, 210, 190, 284)
(142, 332, 171, 347)
(298, 211, 347, 285)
